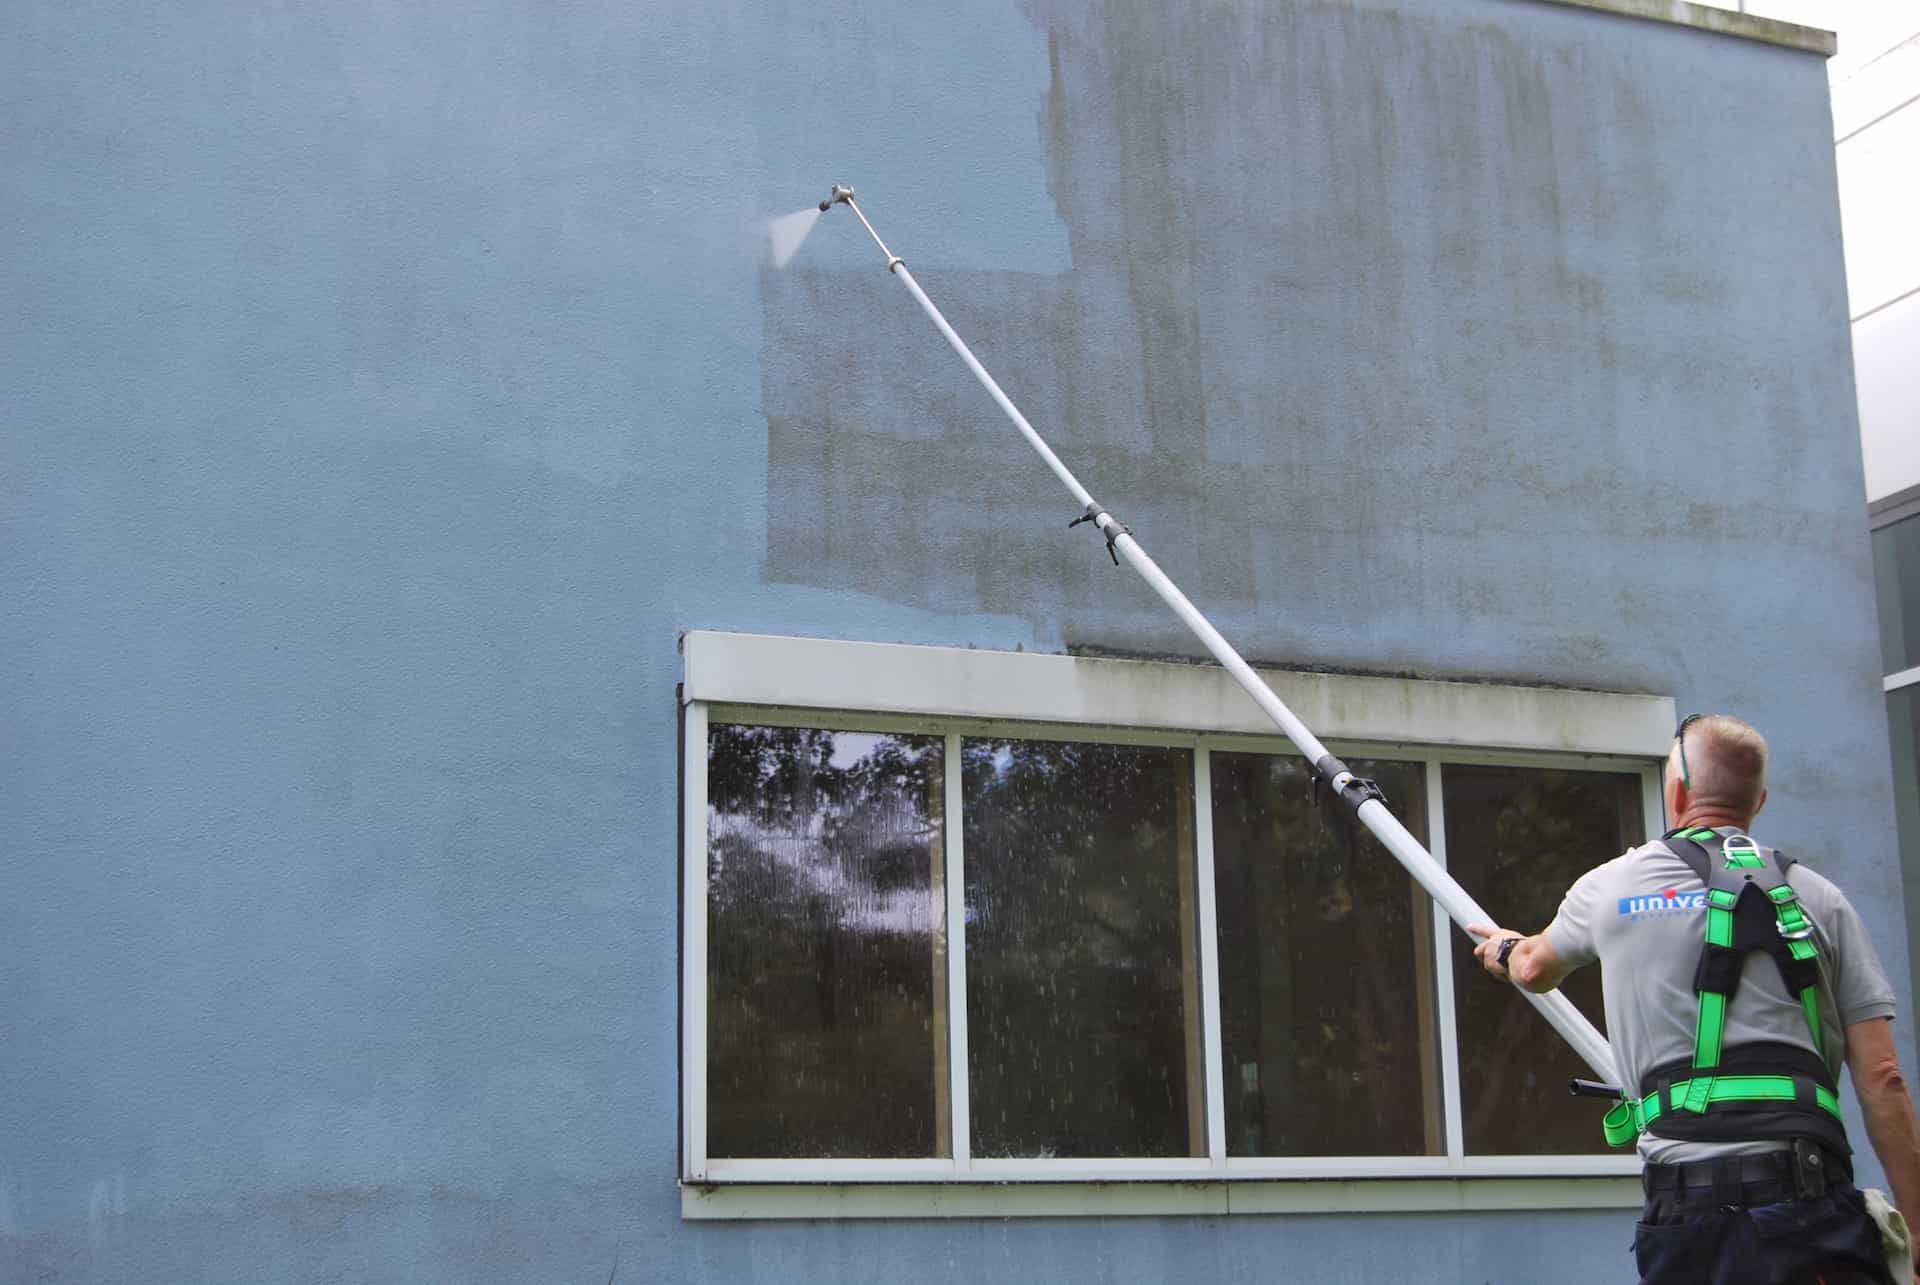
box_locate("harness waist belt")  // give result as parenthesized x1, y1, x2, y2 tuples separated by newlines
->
(1604, 1076, 1843, 1147)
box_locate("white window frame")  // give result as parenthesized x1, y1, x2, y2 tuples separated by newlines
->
(681, 632, 1674, 1211)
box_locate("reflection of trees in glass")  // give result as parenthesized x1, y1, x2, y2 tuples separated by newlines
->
(1212, 755, 1439, 1156)
(706, 723, 946, 1159)
(962, 739, 1200, 1159)
(1444, 765, 1640, 1155)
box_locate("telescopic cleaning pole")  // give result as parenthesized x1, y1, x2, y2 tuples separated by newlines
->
(818, 185, 1621, 1087)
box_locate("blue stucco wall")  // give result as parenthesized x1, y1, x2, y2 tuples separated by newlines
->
(1, 0, 1894, 1280)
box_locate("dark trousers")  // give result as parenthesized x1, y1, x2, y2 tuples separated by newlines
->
(1635, 1181, 1892, 1285)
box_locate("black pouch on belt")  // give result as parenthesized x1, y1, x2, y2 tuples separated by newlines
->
(1790, 1137, 1831, 1200)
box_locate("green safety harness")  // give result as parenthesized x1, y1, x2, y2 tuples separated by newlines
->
(1601, 827, 1851, 1155)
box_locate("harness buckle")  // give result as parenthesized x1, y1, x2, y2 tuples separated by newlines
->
(1775, 897, 1816, 941)
(1721, 833, 1764, 869)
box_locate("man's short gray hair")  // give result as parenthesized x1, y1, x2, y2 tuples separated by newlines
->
(1674, 714, 1768, 816)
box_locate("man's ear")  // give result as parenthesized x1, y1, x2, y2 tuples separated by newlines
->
(1753, 785, 1767, 819)
(1664, 771, 1686, 826)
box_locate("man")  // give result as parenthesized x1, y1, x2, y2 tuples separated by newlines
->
(1469, 713, 1920, 1285)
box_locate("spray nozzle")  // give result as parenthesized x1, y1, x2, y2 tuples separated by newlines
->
(819, 185, 854, 212)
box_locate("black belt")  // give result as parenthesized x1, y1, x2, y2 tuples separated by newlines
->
(1643, 1143, 1852, 1206)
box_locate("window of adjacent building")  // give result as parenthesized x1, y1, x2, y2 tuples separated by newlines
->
(1873, 511, 1920, 676)
(1871, 505, 1920, 1036)
(691, 708, 1657, 1180)
(1889, 687, 1919, 881)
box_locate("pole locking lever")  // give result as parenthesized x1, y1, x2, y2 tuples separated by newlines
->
(1069, 504, 1130, 566)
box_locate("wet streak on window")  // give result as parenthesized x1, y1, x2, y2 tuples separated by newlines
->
(705, 723, 948, 1159)
(961, 738, 1203, 1159)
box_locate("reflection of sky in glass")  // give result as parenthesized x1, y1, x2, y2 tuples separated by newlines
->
(825, 731, 878, 771)
(708, 729, 937, 936)
(708, 818, 933, 928)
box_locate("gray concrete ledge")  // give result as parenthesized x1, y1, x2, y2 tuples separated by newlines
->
(683, 631, 1676, 758)
(1520, 0, 1837, 56)
(683, 1176, 1647, 1221)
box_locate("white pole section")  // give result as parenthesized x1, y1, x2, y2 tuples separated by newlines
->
(844, 197, 1620, 1087)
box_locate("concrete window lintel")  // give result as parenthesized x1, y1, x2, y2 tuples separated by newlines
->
(682, 631, 1677, 759)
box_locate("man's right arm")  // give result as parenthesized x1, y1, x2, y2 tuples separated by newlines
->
(1844, 1016, 1920, 1255)
(1466, 925, 1577, 994)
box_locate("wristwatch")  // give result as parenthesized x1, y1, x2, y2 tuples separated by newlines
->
(1495, 936, 1520, 970)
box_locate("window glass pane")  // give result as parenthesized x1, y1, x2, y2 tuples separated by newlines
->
(1890, 687, 1920, 1029)
(1444, 764, 1641, 1155)
(962, 739, 1202, 1159)
(706, 724, 948, 1159)
(1873, 513, 1920, 675)
(1212, 754, 1441, 1156)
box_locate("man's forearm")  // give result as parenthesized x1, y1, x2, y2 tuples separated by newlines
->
(1860, 1078, 1920, 1232)
(1508, 935, 1573, 994)
(1467, 924, 1575, 995)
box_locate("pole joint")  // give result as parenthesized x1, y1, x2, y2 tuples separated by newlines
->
(1311, 753, 1388, 814)
(1068, 502, 1131, 566)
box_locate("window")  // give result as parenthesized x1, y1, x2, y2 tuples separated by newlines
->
(962, 738, 1202, 1160)
(1211, 753, 1439, 1158)
(705, 725, 948, 1160)
(1871, 501, 1920, 1044)
(1873, 508, 1920, 678)
(1443, 764, 1640, 1155)
(682, 633, 1672, 1187)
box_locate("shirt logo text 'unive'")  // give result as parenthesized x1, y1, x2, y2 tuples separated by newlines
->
(1617, 888, 1706, 917)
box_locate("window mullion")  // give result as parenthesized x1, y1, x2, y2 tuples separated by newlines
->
(682, 700, 710, 1182)
(1641, 764, 1666, 838)
(1194, 744, 1228, 1168)
(944, 731, 973, 1171)
(1426, 756, 1466, 1165)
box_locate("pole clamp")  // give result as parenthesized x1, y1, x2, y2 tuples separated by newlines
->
(1310, 753, 1388, 814)
(1068, 502, 1131, 566)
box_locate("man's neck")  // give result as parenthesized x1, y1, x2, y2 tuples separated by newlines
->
(1675, 810, 1754, 833)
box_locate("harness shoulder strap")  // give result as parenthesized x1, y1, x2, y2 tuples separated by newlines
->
(1677, 831, 1828, 1109)
(1662, 830, 1714, 884)
(1663, 827, 1798, 880)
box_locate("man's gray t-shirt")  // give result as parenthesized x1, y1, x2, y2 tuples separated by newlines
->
(1546, 833, 1896, 1164)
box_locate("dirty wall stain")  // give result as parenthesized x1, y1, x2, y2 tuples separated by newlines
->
(757, 0, 1829, 668)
